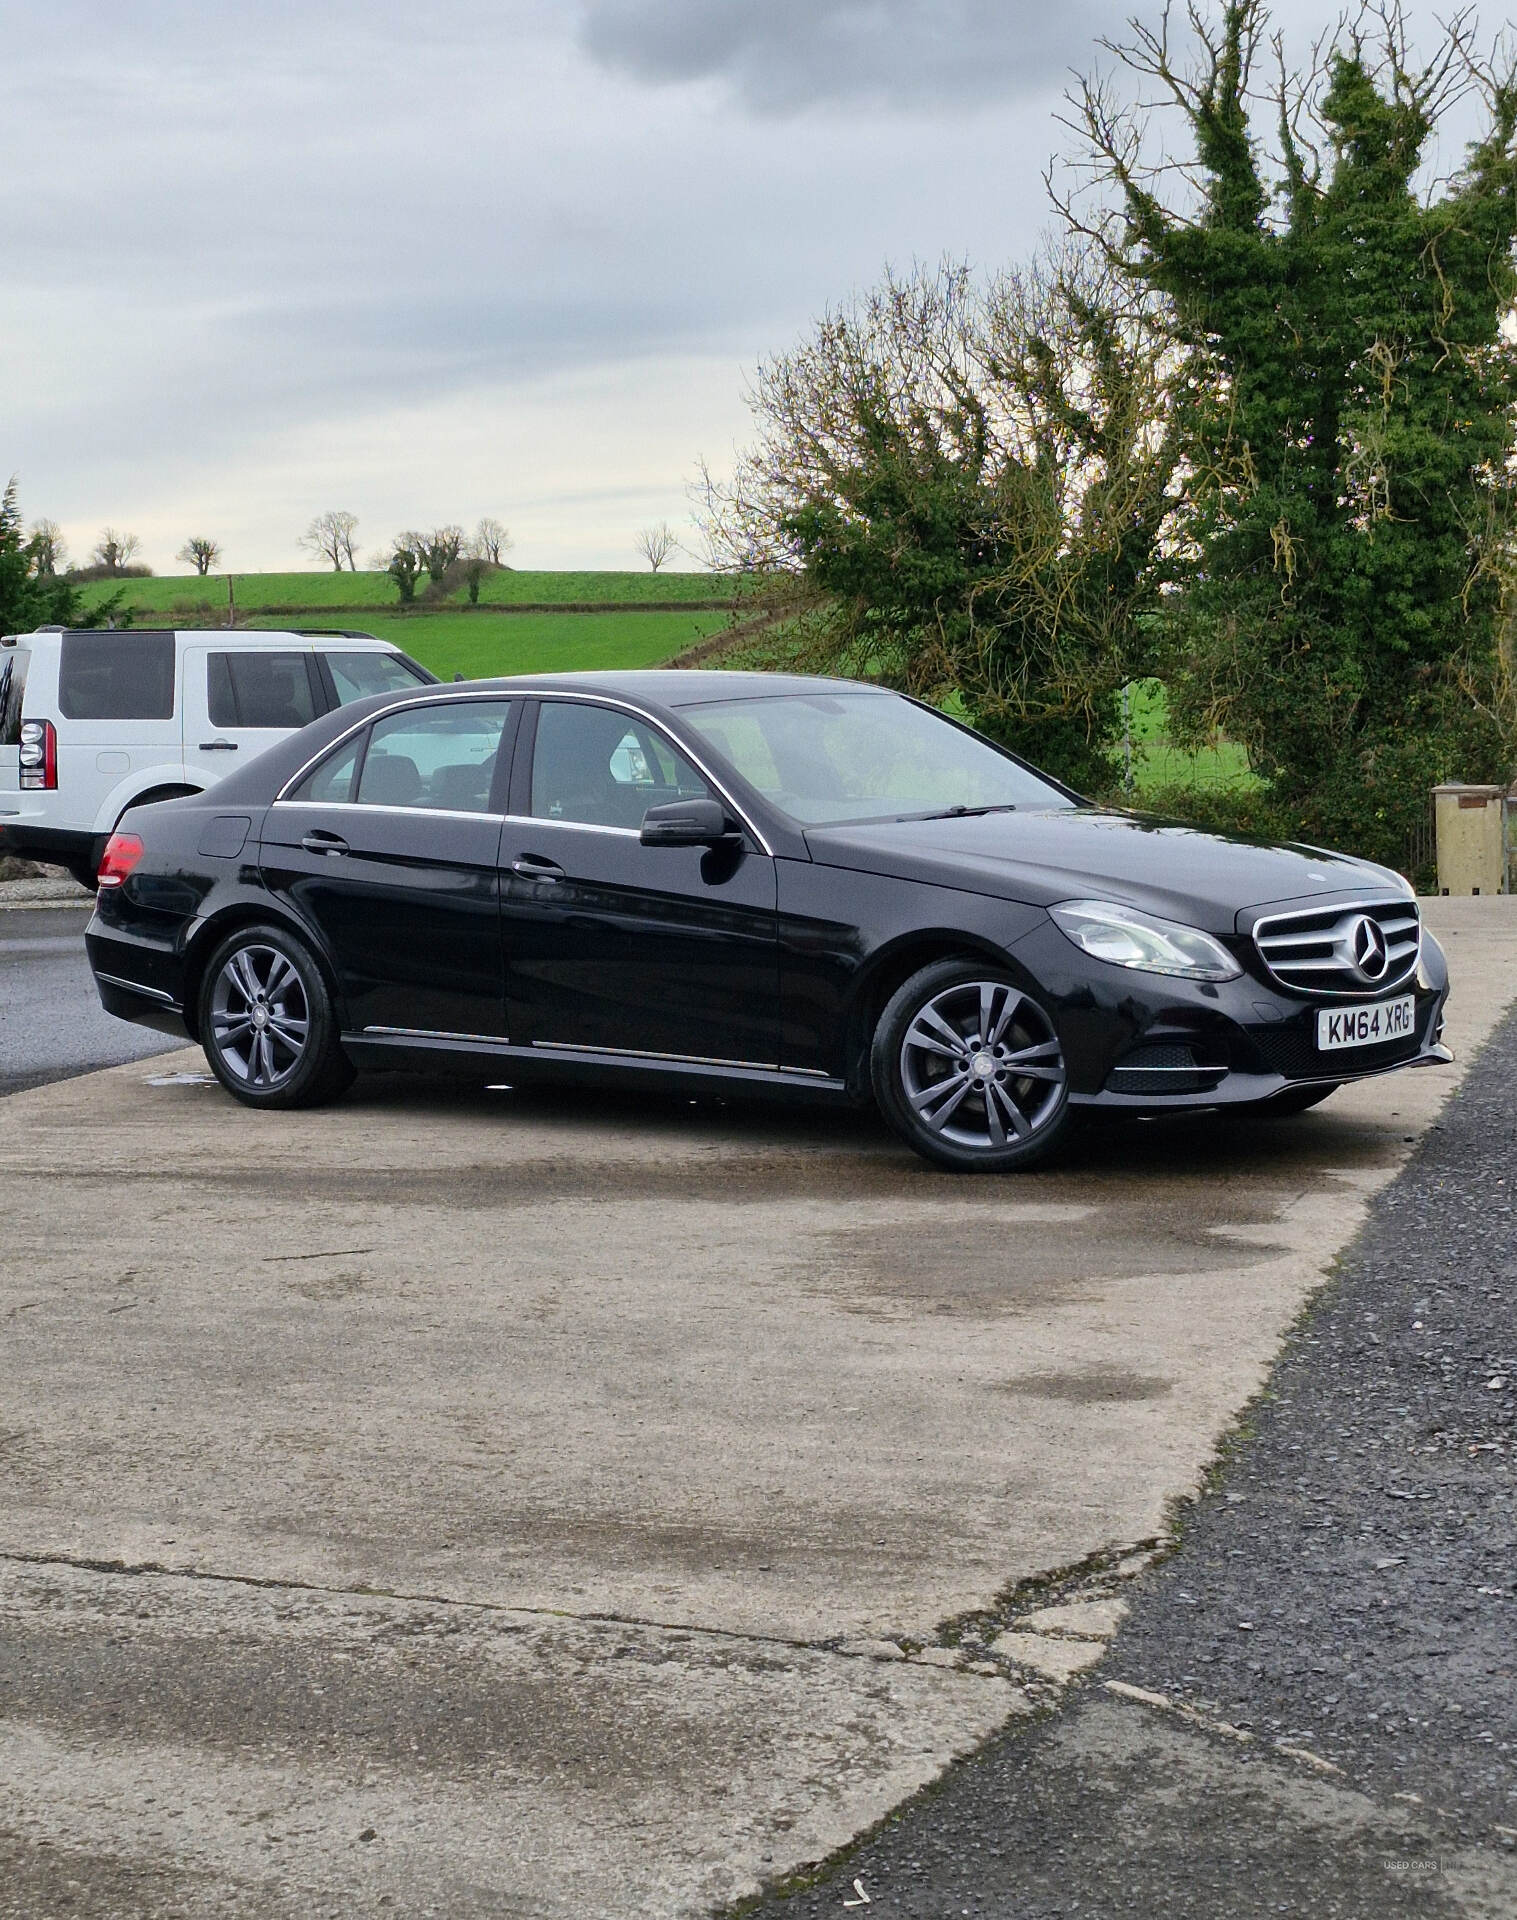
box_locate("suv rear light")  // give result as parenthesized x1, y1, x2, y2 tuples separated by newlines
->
(96, 832, 144, 890)
(18, 718, 56, 789)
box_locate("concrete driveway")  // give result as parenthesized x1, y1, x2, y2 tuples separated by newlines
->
(2, 897, 1514, 1917)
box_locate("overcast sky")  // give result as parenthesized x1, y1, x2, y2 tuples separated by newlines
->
(0, 1, 1495, 573)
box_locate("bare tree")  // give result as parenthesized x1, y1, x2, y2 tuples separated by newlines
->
(92, 528, 141, 574)
(474, 517, 511, 565)
(177, 536, 222, 577)
(300, 510, 360, 571)
(28, 519, 66, 575)
(636, 521, 678, 572)
(417, 526, 466, 585)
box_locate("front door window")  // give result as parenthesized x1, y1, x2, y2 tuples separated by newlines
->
(530, 700, 710, 831)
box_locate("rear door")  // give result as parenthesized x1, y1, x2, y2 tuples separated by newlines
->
(181, 645, 324, 784)
(258, 696, 518, 1038)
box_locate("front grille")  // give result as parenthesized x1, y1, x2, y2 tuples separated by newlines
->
(1250, 1023, 1423, 1080)
(1253, 897, 1420, 996)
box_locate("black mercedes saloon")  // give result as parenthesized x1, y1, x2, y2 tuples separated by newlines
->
(85, 670, 1451, 1171)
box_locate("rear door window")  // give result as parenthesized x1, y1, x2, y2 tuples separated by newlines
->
(322, 651, 431, 705)
(356, 701, 514, 812)
(208, 651, 321, 729)
(58, 631, 175, 719)
(290, 733, 364, 805)
(0, 649, 29, 745)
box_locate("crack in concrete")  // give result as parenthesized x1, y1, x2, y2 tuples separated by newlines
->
(0, 1546, 1006, 1679)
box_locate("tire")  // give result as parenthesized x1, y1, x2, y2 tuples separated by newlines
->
(871, 959, 1073, 1173)
(1249, 1082, 1341, 1118)
(197, 923, 356, 1110)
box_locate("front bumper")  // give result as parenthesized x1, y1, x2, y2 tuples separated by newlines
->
(1008, 918, 1451, 1114)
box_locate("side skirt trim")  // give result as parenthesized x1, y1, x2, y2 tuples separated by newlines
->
(342, 1029, 846, 1095)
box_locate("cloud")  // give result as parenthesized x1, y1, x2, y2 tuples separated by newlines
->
(579, 0, 1113, 112)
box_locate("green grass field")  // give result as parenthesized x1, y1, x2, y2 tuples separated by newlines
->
(246, 609, 734, 680)
(76, 569, 742, 615)
(73, 571, 1252, 791)
(1125, 678, 1256, 795)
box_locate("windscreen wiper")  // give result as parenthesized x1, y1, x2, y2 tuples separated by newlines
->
(915, 804, 1019, 819)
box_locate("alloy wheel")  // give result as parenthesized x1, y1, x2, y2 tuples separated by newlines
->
(208, 944, 312, 1090)
(898, 979, 1067, 1152)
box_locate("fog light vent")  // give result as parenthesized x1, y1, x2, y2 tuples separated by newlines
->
(1107, 1043, 1223, 1096)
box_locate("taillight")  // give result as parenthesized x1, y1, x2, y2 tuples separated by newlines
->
(19, 718, 56, 789)
(96, 832, 144, 890)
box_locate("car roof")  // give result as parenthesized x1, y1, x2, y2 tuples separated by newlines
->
(444, 669, 884, 706)
(203, 669, 893, 806)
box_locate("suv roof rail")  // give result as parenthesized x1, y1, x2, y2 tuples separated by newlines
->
(293, 628, 383, 640)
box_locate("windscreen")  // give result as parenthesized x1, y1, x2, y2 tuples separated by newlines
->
(678, 691, 1074, 827)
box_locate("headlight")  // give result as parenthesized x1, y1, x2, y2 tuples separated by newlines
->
(1050, 899, 1241, 981)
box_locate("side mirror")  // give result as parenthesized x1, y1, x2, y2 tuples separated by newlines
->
(640, 797, 738, 847)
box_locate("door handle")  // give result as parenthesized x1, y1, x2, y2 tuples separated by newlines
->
(301, 831, 349, 856)
(199, 739, 239, 751)
(511, 855, 566, 881)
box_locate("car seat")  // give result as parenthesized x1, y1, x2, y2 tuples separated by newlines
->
(360, 752, 423, 806)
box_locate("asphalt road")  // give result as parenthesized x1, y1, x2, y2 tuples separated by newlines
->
(0, 905, 178, 1096)
(745, 1002, 1517, 1918)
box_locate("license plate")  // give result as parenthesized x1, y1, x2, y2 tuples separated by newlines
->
(1316, 996, 1416, 1052)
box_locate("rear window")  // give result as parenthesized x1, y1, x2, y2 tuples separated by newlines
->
(323, 651, 430, 705)
(208, 651, 320, 729)
(0, 648, 29, 746)
(58, 631, 175, 720)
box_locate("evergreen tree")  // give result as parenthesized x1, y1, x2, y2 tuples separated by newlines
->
(0, 480, 84, 633)
(1072, 0, 1517, 860)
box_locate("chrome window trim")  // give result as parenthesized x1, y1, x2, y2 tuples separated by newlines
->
(502, 813, 638, 840)
(274, 687, 773, 856)
(270, 800, 504, 825)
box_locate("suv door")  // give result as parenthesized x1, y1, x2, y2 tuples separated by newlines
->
(258, 696, 518, 1039)
(501, 698, 780, 1068)
(181, 645, 324, 784)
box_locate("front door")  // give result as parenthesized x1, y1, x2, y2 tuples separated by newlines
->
(502, 698, 780, 1067)
(258, 697, 518, 1038)
(181, 644, 324, 786)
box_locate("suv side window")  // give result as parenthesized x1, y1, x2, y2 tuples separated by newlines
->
(208, 652, 321, 730)
(322, 651, 430, 705)
(529, 701, 710, 831)
(58, 631, 175, 720)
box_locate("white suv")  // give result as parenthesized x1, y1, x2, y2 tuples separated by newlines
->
(0, 626, 435, 887)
